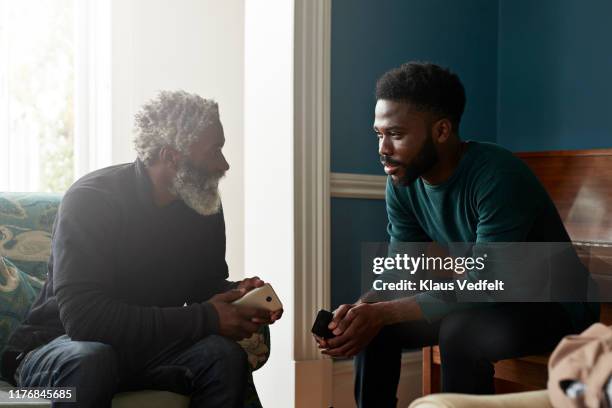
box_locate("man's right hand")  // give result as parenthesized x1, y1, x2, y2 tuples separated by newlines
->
(328, 303, 356, 335)
(208, 289, 271, 340)
(313, 303, 357, 349)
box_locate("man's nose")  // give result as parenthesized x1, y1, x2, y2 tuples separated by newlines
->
(220, 154, 230, 172)
(379, 135, 393, 157)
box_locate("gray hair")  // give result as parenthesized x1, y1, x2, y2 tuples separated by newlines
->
(133, 90, 219, 165)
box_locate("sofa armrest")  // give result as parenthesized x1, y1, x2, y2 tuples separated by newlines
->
(408, 390, 551, 408)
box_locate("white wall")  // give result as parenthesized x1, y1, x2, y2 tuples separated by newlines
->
(244, 0, 296, 406)
(110, 0, 245, 280)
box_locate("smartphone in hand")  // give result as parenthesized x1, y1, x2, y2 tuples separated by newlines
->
(232, 283, 283, 312)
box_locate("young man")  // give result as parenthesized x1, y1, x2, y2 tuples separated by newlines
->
(1, 91, 282, 408)
(315, 62, 598, 407)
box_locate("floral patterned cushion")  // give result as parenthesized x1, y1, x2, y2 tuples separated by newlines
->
(0, 193, 60, 356)
(0, 193, 59, 282)
(0, 192, 269, 407)
(0, 257, 39, 355)
(239, 326, 270, 371)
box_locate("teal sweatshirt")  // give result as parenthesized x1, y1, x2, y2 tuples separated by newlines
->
(385, 141, 599, 330)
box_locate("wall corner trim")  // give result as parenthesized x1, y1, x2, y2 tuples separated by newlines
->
(330, 172, 387, 200)
(294, 0, 332, 362)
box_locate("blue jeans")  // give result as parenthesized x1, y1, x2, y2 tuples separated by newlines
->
(16, 334, 249, 408)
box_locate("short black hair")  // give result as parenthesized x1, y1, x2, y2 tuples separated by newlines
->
(375, 62, 466, 131)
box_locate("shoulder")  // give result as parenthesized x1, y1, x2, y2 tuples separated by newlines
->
(70, 162, 135, 192)
(464, 142, 541, 190)
(465, 142, 528, 172)
(61, 163, 136, 213)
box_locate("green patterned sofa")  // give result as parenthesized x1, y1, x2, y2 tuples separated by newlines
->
(0, 192, 269, 407)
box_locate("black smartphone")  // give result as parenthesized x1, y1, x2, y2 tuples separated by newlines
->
(311, 309, 336, 339)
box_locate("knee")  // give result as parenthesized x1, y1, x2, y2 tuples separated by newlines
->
(189, 335, 248, 381)
(205, 335, 249, 375)
(64, 342, 118, 383)
(185, 336, 249, 405)
(186, 335, 249, 397)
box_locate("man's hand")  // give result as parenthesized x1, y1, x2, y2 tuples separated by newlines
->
(236, 276, 284, 325)
(208, 289, 271, 340)
(317, 303, 386, 358)
(270, 308, 283, 323)
(236, 276, 265, 292)
(312, 303, 356, 349)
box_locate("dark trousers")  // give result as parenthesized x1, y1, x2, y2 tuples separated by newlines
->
(15, 334, 249, 408)
(354, 303, 581, 408)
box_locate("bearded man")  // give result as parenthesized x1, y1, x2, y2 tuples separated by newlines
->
(314, 62, 598, 407)
(1, 91, 281, 408)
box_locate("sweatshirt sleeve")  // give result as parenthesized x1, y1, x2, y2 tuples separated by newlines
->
(52, 187, 219, 358)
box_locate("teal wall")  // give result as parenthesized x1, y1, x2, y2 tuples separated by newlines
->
(330, 0, 612, 308)
(331, 198, 388, 308)
(497, 0, 612, 151)
(330, 0, 499, 176)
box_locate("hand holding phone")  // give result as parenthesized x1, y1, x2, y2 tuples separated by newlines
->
(232, 283, 283, 312)
(311, 309, 336, 339)
(209, 289, 270, 340)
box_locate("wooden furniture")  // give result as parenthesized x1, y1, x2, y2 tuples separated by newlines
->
(422, 148, 612, 395)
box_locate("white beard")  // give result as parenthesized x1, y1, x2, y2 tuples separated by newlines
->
(169, 161, 223, 216)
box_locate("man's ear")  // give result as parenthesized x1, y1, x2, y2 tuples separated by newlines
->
(159, 147, 180, 171)
(433, 118, 452, 143)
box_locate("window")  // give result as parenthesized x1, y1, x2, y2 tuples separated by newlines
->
(0, 0, 110, 193)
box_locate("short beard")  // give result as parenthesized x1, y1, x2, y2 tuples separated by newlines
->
(169, 160, 224, 216)
(383, 131, 439, 186)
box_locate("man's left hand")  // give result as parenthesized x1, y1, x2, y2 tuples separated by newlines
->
(237, 276, 266, 292)
(270, 308, 283, 324)
(320, 303, 386, 358)
(236, 276, 283, 325)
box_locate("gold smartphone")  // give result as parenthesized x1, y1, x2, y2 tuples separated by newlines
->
(232, 283, 283, 312)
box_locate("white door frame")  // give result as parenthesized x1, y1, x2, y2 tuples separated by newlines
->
(294, 0, 333, 405)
